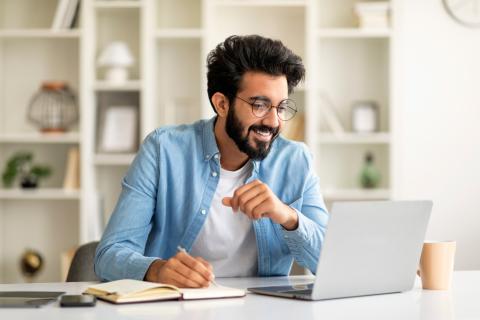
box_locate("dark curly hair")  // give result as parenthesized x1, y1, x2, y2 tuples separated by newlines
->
(206, 35, 305, 113)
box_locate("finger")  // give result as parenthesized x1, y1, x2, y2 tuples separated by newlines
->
(251, 200, 271, 220)
(237, 185, 268, 214)
(243, 191, 270, 218)
(222, 197, 233, 207)
(166, 267, 204, 288)
(232, 180, 263, 211)
(171, 258, 210, 287)
(177, 252, 213, 281)
(195, 257, 213, 271)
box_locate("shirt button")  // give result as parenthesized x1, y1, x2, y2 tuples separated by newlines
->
(201, 209, 207, 215)
(212, 172, 218, 177)
(214, 154, 219, 159)
(205, 154, 210, 159)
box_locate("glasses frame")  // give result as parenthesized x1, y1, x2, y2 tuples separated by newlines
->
(236, 96, 297, 121)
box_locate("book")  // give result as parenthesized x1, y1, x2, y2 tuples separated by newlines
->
(318, 91, 345, 134)
(62, 0, 80, 29)
(51, 0, 70, 30)
(84, 279, 246, 304)
(63, 147, 80, 190)
(51, 0, 80, 30)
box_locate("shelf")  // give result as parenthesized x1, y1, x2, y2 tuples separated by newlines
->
(318, 133, 391, 144)
(0, 188, 81, 200)
(0, 132, 80, 144)
(94, 1, 143, 9)
(323, 188, 391, 201)
(0, 29, 81, 39)
(94, 80, 142, 91)
(156, 29, 204, 39)
(317, 28, 391, 39)
(215, 0, 306, 7)
(94, 153, 136, 166)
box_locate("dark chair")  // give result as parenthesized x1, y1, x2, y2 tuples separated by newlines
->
(66, 241, 100, 282)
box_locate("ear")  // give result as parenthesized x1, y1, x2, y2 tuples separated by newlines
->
(211, 92, 230, 118)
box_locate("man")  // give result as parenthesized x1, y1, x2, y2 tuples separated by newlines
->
(94, 35, 329, 288)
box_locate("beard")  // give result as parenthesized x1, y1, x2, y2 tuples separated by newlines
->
(225, 105, 280, 160)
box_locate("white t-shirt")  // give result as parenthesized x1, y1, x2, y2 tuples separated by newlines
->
(190, 161, 258, 277)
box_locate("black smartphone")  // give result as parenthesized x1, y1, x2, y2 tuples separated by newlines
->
(60, 294, 96, 307)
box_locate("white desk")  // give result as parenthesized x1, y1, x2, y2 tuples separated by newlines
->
(1, 271, 479, 320)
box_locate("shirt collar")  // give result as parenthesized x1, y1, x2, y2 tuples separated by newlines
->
(202, 116, 220, 161)
(202, 116, 259, 173)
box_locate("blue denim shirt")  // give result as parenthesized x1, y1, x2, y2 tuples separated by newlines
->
(94, 117, 329, 281)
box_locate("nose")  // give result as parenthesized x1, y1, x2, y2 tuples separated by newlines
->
(262, 106, 281, 128)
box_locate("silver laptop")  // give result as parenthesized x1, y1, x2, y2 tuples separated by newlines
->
(248, 200, 432, 300)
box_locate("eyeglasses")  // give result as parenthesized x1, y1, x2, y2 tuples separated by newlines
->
(236, 96, 297, 121)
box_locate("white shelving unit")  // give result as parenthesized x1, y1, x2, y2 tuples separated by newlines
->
(0, 0, 395, 282)
(0, 0, 86, 283)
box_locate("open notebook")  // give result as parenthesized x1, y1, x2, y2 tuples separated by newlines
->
(84, 279, 246, 304)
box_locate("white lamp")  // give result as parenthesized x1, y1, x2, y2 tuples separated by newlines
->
(97, 42, 134, 84)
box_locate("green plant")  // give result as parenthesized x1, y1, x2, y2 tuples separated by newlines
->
(2, 152, 52, 188)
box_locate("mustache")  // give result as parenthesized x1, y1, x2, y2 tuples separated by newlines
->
(249, 125, 280, 136)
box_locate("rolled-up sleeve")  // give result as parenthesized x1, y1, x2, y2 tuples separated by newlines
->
(281, 149, 329, 274)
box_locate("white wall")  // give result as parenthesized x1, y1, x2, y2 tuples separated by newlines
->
(394, 0, 480, 269)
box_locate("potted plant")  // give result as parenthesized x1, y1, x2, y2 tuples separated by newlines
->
(1, 152, 52, 189)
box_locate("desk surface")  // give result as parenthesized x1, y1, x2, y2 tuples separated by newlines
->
(1, 271, 479, 320)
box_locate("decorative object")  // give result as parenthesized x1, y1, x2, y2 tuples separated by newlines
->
(354, 1, 390, 28)
(63, 147, 80, 190)
(351, 101, 379, 133)
(1, 152, 52, 189)
(27, 81, 78, 132)
(97, 42, 135, 84)
(20, 249, 44, 282)
(98, 105, 138, 153)
(360, 151, 381, 189)
(443, 0, 480, 28)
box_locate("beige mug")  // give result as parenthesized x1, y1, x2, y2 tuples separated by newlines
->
(418, 241, 456, 290)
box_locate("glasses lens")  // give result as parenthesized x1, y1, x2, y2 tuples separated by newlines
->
(277, 100, 297, 121)
(251, 100, 270, 118)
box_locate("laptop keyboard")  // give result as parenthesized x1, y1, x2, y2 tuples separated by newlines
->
(281, 289, 313, 295)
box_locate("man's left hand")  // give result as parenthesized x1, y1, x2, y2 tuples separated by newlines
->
(222, 179, 298, 230)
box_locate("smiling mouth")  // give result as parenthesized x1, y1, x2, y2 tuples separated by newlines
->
(251, 127, 274, 141)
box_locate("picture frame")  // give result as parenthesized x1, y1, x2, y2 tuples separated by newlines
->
(98, 105, 138, 153)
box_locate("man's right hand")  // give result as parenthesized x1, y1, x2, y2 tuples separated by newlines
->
(144, 252, 214, 288)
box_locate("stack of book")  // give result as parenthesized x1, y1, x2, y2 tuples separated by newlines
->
(51, 0, 80, 30)
(354, 1, 390, 29)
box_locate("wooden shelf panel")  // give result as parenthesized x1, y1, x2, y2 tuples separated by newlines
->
(215, 0, 306, 7)
(0, 29, 81, 39)
(94, 1, 143, 9)
(0, 132, 80, 144)
(0, 188, 81, 200)
(94, 80, 142, 91)
(155, 29, 204, 39)
(317, 28, 391, 39)
(318, 133, 391, 144)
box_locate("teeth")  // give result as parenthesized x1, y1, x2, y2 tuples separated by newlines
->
(254, 129, 271, 136)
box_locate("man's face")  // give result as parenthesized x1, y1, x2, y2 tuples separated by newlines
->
(225, 71, 288, 160)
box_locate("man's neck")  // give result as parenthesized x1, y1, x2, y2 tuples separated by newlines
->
(214, 117, 249, 171)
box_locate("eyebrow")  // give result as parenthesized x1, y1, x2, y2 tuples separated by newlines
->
(248, 96, 271, 102)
